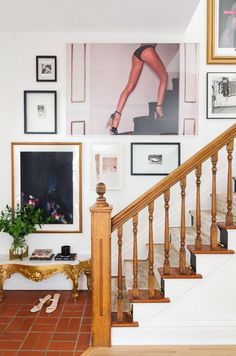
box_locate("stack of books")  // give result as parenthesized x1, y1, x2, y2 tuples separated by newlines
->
(30, 249, 54, 261)
(54, 253, 77, 261)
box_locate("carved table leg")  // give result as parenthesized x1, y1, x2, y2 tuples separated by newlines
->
(0, 286, 3, 302)
(85, 270, 92, 291)
(0, 266, 5, 302)
(72, 278, 79, 301)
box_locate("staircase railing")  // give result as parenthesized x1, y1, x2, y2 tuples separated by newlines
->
(90, 123, 236, 346)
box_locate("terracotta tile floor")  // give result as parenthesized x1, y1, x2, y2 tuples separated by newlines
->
(0, 290, 91, 355)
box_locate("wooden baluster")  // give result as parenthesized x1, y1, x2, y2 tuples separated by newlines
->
(210, 152, 218, 250)
(226, 141, 234, 226)
(163, 190, 170, 274)
(132, 214, 139, 298)
(117, 226, 123, 322)
(195, 165, 202, 250)
(148, 201, 154, 298)
(179, 178, 186, 274)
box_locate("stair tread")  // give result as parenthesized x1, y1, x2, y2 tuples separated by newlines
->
(127, 289, 170, 303)
(158, 267, 202, 279)
(187, 244, 235, 254)
(189, 209, 236, 222)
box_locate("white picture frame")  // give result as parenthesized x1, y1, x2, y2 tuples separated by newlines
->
(91, 143, 122, 190)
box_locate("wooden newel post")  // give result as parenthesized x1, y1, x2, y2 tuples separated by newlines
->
(90, 182, 113, 347)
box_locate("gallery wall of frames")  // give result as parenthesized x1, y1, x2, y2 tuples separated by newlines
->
(0, 0, 235, 290)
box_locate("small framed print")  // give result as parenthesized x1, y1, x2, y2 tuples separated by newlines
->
(91, 143, 122, 190)
(131, 142, 180, 176)
(208, 0, 236, 64)
(24, 90, 57, 134)
(36, 56, 57, 82)
(183, 118, 196, 135)
(207, 72, 236, 119)
(71, 120, 86, 135)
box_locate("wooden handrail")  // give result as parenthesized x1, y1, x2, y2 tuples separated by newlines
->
(111, 124, 236, 232)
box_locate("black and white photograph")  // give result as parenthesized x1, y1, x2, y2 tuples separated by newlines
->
(24, 90, 57, 134)
(207, 72, 236, 119)
(131, 142, 180, 176)
(36, 56, 57, 82)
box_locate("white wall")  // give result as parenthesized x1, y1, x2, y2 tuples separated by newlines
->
(0, 0, 235, 289)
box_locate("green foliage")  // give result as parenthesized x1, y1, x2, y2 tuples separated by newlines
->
(0, 204, 45, 248)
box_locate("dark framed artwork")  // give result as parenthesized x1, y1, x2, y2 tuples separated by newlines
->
(131, 142, 180, 176)
(36, 56, 57, 82)
(11, 142, 82, 233)
(207, 72, 236, 118)
(208, 0, 236, 64)
(24, 90, 57, 134)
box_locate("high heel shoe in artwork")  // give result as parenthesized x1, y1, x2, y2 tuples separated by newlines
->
(30, 294, 52, 313)
(155, 105, 164, 119)
(106, 111, 121, 135)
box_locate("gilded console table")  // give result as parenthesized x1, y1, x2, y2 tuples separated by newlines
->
(0, 255, 91, 302)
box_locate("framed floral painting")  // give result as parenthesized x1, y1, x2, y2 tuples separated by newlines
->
(11, 142, 82, 233)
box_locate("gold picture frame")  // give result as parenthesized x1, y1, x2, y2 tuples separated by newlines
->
(11, 142, 82, 233)
(208, 0, 236, 64)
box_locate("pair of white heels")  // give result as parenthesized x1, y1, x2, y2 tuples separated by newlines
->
(30, 293, 60, 314)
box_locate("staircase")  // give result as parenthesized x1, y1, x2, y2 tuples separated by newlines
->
(133, 78, 179, 135)
(90, 124, 236, 346)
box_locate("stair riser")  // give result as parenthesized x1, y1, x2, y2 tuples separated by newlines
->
(217, 194, 236, 215)
(191, 214, 220, 240)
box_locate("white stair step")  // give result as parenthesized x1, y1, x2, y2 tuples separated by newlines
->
(217, 192, 236, 215)
(124, 259, 159, 291)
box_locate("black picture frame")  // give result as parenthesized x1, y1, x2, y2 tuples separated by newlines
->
(131, 142, 181, 176)
(24, 90, 57, 134)
(207, 72, 236, 119)
(36, 55, 57, 82)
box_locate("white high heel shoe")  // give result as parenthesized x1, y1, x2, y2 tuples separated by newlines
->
(46, 293, 60, 314)
(30, 294, 52, 313)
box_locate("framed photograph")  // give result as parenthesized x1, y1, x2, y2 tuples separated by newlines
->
(131, 143, 180, 176)
(66, 43, 199, 136)
(11, 142, 82, 233)
(208, 0, 236, 63)
(183, 118, 196, 135)
(91, 143, 122, 190)
(71, 120, 86, 135)
(207, 72, 236, 118)
(36, 56, 57, 82)
(24, 90, 57, 134)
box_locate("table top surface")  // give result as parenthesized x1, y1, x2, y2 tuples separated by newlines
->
(0, 255, 91, 266)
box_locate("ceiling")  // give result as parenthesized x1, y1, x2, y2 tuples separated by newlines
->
(0, 0, 200, 33)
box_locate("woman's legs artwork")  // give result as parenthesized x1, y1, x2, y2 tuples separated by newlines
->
(110, 46, 168, 133)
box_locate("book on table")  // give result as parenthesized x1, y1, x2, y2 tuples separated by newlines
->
(30, 249, 54, 260)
